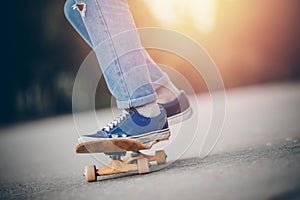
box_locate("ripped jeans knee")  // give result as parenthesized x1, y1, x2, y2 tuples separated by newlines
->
(72, 2, 87, 18)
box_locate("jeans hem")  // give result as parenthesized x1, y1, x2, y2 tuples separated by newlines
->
(116, 93, 157, 109)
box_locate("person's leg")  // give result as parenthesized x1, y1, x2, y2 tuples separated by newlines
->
(64, 0, 178, 102)
(66, 0, 157, 109)
(64, 0, 192, 126)
(65, 0, 171, 142)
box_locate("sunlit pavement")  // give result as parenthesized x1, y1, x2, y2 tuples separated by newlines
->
(0, 82, 300, 200)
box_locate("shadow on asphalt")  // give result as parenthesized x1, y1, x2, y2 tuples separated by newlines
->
(97, 139, 300, 182)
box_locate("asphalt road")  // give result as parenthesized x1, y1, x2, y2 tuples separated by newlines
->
(0, 82, 300, 200)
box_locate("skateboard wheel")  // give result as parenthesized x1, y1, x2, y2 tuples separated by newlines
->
(137, 157, 150, 174)
(84, 165, 97, 182)
(155, 150, 167, 164)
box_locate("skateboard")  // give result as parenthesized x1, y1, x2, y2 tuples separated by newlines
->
(75, 138, 169, 182)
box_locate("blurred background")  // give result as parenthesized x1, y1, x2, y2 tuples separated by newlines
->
(1, 0, 299, 127)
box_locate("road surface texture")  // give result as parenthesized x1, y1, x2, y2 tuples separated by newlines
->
(0, 82, 300, 200)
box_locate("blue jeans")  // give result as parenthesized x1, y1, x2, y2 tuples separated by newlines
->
(64, 0, 170, 109)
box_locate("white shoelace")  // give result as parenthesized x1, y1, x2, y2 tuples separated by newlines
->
(102, 110, 129, 132)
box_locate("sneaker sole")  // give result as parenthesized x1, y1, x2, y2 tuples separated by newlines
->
(78, 128, 171, 144)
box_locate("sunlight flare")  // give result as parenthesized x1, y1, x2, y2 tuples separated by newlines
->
(144, 0, 217, 33)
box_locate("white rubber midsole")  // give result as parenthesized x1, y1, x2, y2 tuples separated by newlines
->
(78, 128, 170, 144)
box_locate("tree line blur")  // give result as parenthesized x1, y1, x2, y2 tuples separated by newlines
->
(1, 0, 299, 126)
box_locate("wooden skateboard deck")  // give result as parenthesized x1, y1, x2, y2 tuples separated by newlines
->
(76, 138, 160, 154)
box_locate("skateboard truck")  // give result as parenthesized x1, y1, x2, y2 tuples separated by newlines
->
(105, 152, 126, 160)
(76, 138, 170, 182)
(84, 150, 167, 182)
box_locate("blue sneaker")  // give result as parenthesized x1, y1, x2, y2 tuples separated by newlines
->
(160, 91, 193, 125)
(79, 105, 170, 144)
